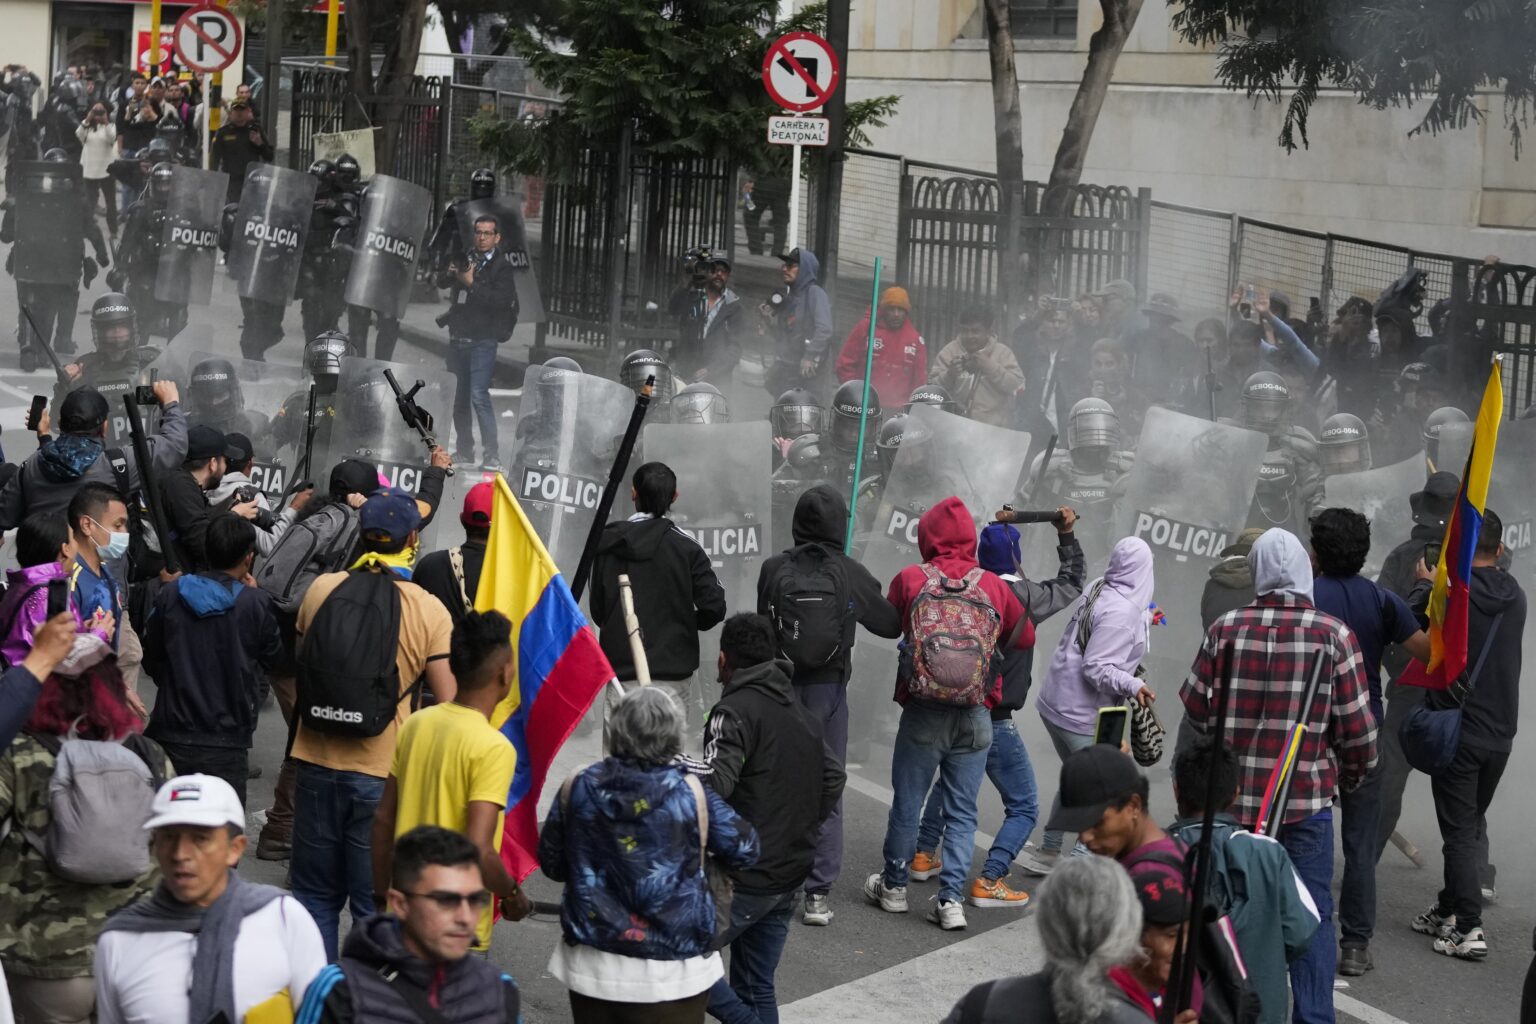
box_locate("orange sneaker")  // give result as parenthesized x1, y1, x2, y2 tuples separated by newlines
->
(909, 851, 943, 881)
(969, 876, 1031, 909)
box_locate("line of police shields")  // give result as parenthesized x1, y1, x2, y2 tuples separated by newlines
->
(1429, 418, 1536, 562)
(12, 160, 85, 284)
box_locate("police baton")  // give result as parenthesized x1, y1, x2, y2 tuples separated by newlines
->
(571, 374, 655, 602)
(382, 369, 453, 478)
(277, 384, 320, 508)
(122, 392, 181, 575)
(19, 303, 71, 386)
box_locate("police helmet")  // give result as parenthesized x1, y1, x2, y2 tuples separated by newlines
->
(1066, 397, 1121, 453)
(786, 433, 828, 472)
(906, 382, 955, 414)
(305, 329, 353, 392)
(671, 381, 730, 425)
(334, 153, 361, 188)
(876, 413, 909, 480)
(470, 167, 496, 199)
(1423, 406, 1470, 465)
(149, 161, 175, 200)
(770, 387, 827, 440)
(90, 292, 136, 352)
(41, 147, 69, 163)
(830, 379, 881, 453)
(1318, 413, 1371, 476)
(188, 357, 243, 417)
(308, 158, 338, 189)
(619, 348, 675, 405)
(543, 355, 582, 373)
(143, 137, 176, 165)
(1240, 371, 1291, 433)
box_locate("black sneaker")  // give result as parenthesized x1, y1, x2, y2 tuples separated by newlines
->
(1339, 946, 1373, 976)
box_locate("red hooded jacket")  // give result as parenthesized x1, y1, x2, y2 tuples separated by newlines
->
(835, 313, 927, 408)
(886, 497, 1033, 708)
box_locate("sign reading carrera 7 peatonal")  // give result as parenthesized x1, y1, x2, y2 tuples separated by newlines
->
(767, 116, 831, 147)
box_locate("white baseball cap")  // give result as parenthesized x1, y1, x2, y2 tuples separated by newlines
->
(143, 774, 246, 831)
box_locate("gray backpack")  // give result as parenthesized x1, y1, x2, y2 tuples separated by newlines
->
(255, 502, 360, 614)
(13, 729, 162, 883)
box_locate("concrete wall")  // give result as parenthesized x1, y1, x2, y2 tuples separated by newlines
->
(839, 0, 1536, 265)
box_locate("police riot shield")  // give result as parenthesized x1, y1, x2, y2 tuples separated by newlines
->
(457, 198, 545, 323)
(344, 175, 431, 320)
(641, 421, 772, 611)
(13, 161, 84, 285)
(155, 165, 229, 306)
(228, 164, 315, 306)
(859, 405, 1031, 591)
(185, 351, 307, 502)
(325, 357, 448, 496)
(1320, 454, 1426, 578)
(507, 364, 634, 577)
(1116, 407, 1268, 662)
(1436, 418, 1536, 563)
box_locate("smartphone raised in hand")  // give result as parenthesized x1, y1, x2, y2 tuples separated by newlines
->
(26, 395, 46, 432)
(1095, 705, 1129, 748)
(46, 577, 70, 619)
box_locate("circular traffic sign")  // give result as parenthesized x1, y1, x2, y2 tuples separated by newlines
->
(762, 31, 841, 114)
(173, 5, 242, 75)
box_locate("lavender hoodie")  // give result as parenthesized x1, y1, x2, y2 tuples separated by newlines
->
(1037, 537, 1154, 734)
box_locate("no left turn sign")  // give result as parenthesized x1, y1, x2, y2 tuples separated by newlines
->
(762, 31, 841, 113)
(173, 5, 242, 75)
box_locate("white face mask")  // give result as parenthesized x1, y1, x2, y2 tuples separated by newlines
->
(87, 517, 129, 561)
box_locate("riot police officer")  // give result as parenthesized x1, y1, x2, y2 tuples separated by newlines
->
(905, 380, 956, 414)
(1234, 370, 1324, 529)
(1318, 412, 1372, 479)
(218, 198, 287, 361)
(1, 148, 109, 368)
(1423, 406, 1470, 473)
(1027, 398, 1133, 530)
(111, 160, 186, 343)
(305, 328, 354, 396)
(341, 157, 402, 361)
(54, 292, 155, 427)
(770, 431, 835, 552)
(427, 166, 496, 273)
(827, 378, 881, 498)
(670, 381, 730, 424)
(619, 348, 677, 410)
(187, 356, 269, 438)
(297, 158, 356, 342)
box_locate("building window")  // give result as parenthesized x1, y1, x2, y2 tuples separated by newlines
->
(1010, 0, 1077, 39)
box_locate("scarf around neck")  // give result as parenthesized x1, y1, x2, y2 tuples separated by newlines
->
(101, 870, 285, 1024)
(351, 548, 416, 580)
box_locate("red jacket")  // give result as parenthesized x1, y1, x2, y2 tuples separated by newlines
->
(835, 314, 927, 408)
(886, 497, 1031, 708)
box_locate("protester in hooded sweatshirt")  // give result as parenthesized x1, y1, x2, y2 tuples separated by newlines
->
(1028, 537, 1157, 876)
(1181, 527, 1376, 1024)
(910, 512, 1085, 909)
(1200, 527, 1264, 631)
(834, 287, 927, 408)
(1405, 507, 1526, 962)
(591, 462, 727, 731)
(96, 774, 327, 1024)
(867, 496, 1030, 932)
(763, 247, 833, 398)
(702, 613, 845, 1024)
(757, 483, 900, 926)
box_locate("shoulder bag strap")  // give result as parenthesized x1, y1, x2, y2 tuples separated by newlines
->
(1074, 578, 1107, 652)
(683, 772, 709, 866)
(1453, 611, 1506, 705)
(447, 545, 470, 611)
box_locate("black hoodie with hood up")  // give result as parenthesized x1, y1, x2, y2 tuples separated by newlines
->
(1415, 565, 1527, 753)
(756, 485, 900, 686)
(591, 514, 727, 681)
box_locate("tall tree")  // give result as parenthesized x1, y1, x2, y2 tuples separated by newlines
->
(1044, 0, 1143, 213)
(1171, 0, 1536, 152)
(982, 0, 1026, 310)
(342, 0, 431, 170)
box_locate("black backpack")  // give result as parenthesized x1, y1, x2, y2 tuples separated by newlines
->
(296, 568, 409, 737)
(764, 543, 851, 671)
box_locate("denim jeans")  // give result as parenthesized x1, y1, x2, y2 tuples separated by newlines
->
(882, 703, 992, 903)
(291, 762, 386, 959)
(449, 337, 500, 461)
(1040, 718, 1094, 854)
(1280, 811, 1336, 1024)
(793, 682, 848, 896)
(706, 890, 796, 1024)
(916, 717, 1039, 880)
(1338, 761, 1383, 947)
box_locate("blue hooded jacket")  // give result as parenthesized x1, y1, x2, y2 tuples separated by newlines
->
(782, 248, 834, 361)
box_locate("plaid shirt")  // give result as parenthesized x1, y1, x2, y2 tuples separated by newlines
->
(1180, 593, 1378, 827)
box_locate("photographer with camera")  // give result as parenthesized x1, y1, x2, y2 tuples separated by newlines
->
(436, 214, 518, 471)
(931, 308, 1025, 428)
(668, 245, 744, 386)
(77, 100, 119, 236)
(762, 247, 833, 397)
(159, 425, 260, 574)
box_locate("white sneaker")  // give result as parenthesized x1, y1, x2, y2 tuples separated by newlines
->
(863, 872, 908, 913)
(1018, 847, 1061, 876)
(928, 898, 968, 931)
(1434, 927, 1488, 961)
(801, 893, 833, 926)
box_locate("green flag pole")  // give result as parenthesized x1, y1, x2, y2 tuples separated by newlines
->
(845, 257, 882, 553)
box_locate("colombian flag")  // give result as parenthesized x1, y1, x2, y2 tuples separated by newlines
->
(1401, 361, 1503, 690)
(474, 474, 615, 880)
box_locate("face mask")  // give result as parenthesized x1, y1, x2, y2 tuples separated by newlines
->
(89, 518, 130, 561)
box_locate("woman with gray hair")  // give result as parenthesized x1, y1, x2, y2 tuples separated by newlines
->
(539, 686, 760, 1024)
(943, 855, 1168, 1024)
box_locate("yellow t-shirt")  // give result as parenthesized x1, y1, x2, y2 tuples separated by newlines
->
(390, 701, 517, 949)
(290, 571, 454, 778)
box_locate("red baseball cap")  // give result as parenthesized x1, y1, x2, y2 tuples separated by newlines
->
(461, 481, 495, 527)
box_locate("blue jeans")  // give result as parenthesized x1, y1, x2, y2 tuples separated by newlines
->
(449, 337, 499, 461)
(290, 762, 386, 960)
(1280, 810, 1336, 1024)
(882, 703, 992, 903)
(1040, 718, 1094, 854)
(706, 890, 796, 1024)
(1338, 761, 1383, 947)
(916, 718, 1039, 880)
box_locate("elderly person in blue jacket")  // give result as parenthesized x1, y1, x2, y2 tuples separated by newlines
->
(540, 686, 759, 1024)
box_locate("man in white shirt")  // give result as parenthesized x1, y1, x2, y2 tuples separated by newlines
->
(95, 774, 327, 1024)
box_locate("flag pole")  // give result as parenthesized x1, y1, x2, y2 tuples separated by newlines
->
(845, 256, 881, 553)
